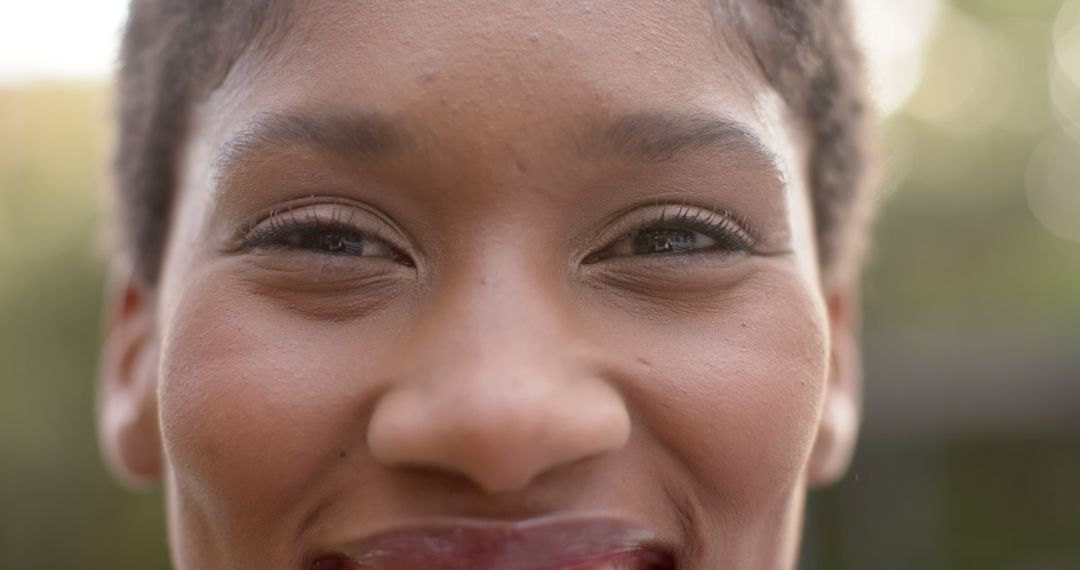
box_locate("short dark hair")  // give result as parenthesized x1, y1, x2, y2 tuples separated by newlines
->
(114, 0, 875, 285)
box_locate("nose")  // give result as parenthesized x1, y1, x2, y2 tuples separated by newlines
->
(366, 278, 630, 494)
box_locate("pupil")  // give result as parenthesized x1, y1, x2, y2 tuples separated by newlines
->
(634, 229, 695, 254)
(317, 233, 362, 254)
(322, 234, 344, 252)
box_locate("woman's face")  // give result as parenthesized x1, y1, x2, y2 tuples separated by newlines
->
(100, 1, 860, 568)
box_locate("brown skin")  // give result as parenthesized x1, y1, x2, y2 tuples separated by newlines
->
(99, 1, 860, 568)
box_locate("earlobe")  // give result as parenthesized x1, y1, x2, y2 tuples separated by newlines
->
(97, 270, 163, 489)
(807, 287, 862, 487)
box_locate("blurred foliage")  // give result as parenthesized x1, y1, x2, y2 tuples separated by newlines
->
(804, 1, 1080, 568)
(1, 0, 1078, 568)
(0, 83, 169, 568)
(863, 4, 1080, 331)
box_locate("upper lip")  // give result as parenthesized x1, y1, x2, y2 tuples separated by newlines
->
(329, 516, 674, 570)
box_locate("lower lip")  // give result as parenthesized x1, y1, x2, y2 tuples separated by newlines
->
(312, 550, 673, 570)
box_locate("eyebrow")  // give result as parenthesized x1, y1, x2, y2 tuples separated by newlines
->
(213, 112, 405, 183)
(213, 109, 781, 182)
(587, 111, 781, 169)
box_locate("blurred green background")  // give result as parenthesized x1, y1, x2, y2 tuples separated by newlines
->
(1, 0, 1078, 568)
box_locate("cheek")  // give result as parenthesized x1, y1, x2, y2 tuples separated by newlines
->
(157, 270, 387, 527)
(616, 267, 828, 517)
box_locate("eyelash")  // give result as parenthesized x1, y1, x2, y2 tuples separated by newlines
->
(241, 202, 757, 266)
(242, 206, 415, 267)
(582, 204, 759, 264)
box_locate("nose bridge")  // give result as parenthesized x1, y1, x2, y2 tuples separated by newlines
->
(366, 257, 631, 493)
(421, 245, 571, 383)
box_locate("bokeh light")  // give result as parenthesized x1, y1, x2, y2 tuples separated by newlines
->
(1049, 54, 1080, 139)
(1051, 0, 1080, 139)
(0, 0, 128, 83)
(1027, 132, 1080, 242)
(853, 0, 941, 115)
(1053, 0, 1080, 88)
(905, 6, 1013, 134)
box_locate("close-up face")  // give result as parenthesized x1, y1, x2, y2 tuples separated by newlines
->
(99, 1, 861, 568)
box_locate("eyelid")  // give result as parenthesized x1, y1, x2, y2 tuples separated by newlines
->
(239, 197, 409, 253)
(582, 202, 760, 262)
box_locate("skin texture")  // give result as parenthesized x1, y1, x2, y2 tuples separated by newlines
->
(98, 1, 861, 568)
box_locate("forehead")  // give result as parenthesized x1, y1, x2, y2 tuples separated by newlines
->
(209, 0, 772, 139)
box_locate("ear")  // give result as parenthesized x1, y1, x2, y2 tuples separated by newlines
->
(807, 284, 862, 487)
(97, 268, 162, 489)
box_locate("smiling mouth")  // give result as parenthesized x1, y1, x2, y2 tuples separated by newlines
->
(311, 517, 676, 570)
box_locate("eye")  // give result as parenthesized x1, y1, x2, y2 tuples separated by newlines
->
(242, 204, 415, 267)
(607, 228, 717, 257)
(277, 228, 399, 257)
(583, 204, 757, 264)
